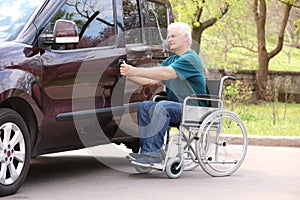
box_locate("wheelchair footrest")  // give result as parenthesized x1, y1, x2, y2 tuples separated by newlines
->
(131, 160, 164, 170)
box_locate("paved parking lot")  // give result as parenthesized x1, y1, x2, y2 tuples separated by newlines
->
(3, 145, 300, 200)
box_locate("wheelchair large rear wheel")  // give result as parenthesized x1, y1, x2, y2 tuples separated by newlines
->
(196, 110, 247, 177)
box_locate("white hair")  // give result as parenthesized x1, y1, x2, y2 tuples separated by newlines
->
(167, 22, 192, 46)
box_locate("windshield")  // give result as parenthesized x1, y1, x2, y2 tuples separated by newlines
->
(0, 0, 43, 41)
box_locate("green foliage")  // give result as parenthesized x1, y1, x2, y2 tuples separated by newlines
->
(224, 80, 254, 111)
(202, 32, 300, 71)
(294, 19, 300, 35)
(169, 0, 196, 23)
(169, 0, 300, 137)
(169, 0, 239, 25)
(171, 0, 300, 72)
(224, 82, 239, 110)
(235, 102, 300, 136)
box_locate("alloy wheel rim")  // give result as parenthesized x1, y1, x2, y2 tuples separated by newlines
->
(0, 122, 26, 185)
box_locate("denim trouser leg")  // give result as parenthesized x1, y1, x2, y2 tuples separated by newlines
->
(137, 100, 182, 154)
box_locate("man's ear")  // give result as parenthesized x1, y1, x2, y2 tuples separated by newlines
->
(184, 33, 189, 41)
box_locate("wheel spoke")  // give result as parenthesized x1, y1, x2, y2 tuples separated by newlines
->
(10, 129, 24, 147)
(0, 162, 8, 184)
(0, 139, 4, 150)
(14, 151, 25, 162)
(0, 110, 30, 190)
(8, 163, 19, 181)
(197, 110, 247, 176)
(0, 151, 5, 162)
(3, 123, 12, 144)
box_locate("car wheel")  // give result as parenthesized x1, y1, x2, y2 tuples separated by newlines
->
(0, 108, 31, 196)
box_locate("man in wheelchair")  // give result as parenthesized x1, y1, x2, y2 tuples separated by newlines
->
(120, 22, 207, 166)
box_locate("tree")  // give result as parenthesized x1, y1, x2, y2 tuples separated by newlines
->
(191, 1, 230, 53)
(253, 0, 295, 100)
(170, 0, 231, 53)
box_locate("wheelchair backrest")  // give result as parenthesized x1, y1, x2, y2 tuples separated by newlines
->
(206, 76, 236, 108)
(206, 79, 222, 108)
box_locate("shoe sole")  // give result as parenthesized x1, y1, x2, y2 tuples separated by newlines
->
(126, 155, 133, 160)
(126, 155, 142, 160)
(127, 153, 160, 161)
(131, 161, 164, 170)
(131, 160, 151, 167)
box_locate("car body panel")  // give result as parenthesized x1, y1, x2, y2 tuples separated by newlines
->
(0, 0, 173, 156)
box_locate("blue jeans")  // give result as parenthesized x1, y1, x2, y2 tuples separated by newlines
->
(137, 100, 182, 154)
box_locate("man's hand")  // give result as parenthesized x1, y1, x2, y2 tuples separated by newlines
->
(120, 61, 135, 76)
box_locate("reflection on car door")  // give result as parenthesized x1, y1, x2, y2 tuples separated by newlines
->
(36, 0, 127, 150)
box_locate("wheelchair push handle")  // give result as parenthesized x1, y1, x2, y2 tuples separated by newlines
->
(224, 76, 236, 81)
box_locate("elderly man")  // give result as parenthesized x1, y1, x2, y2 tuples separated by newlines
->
(120, 22, 207, 165)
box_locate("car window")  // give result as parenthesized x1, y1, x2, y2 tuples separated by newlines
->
(51, 0, 115, 50)
(123, 0, 142, 44)
(0, 0, 42, 41)
(143, 0, 168, 45)
(123, 0, 167, 46)
(144, 1, 167, 45)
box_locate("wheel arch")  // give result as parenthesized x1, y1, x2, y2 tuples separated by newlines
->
(0, 97, 38, 152)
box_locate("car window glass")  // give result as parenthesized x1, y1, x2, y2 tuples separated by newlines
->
(51, 0, 115, 50)
(0, 0, 42, 41)
(142, 0, 167, 45)
(123, 0, 142, 44)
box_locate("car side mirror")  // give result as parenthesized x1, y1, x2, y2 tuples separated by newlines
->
(38, 19, 79, 50)
(53, 19, 79, 43)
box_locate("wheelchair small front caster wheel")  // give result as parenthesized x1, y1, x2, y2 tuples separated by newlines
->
(165, 157, 184, 179)
(134, 165, 152, 174)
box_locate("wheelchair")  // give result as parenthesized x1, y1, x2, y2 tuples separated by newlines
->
(131, 76, 248, 178)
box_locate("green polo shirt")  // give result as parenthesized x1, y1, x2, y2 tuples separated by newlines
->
(161, 50, 207, 106)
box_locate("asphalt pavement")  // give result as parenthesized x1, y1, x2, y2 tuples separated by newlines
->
(2, 144, 300, 200)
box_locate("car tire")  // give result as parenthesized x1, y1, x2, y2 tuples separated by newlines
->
(0, 108, 31, 196)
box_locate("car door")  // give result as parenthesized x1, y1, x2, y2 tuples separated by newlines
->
(113, 0, 173, 140)
(122, 0, 172, 104)
(36, 0, 127, 151)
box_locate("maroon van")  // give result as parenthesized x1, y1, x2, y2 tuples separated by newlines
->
(0, 0, 173, 196)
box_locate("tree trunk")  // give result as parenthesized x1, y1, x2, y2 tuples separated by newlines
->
(256, 52, 269, 100)
(254, 0, 292, 100)
(191, 2, 229, 54)
(192, 26, 203, 53)
(254, 0, 267, 100)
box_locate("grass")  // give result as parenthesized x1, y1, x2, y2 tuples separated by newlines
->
(199, 27, 300, 137)
(201, 34, 300, 137)
(231, 102, 300, 137)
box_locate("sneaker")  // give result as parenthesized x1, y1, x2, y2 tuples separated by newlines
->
(131, 153, 163, 165)
(127, 150, 161, 161)
(127, 153, 142, 160)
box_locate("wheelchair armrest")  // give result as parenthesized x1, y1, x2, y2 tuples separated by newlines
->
(190, 94, 220, 100)
(156, 91, 167, 96)
(153, 91, 168, 102)
(185, 94, 222, 108)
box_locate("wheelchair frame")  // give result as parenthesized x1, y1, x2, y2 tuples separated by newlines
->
(131, 76, 248, 178)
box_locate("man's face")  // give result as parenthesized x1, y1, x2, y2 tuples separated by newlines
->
(167, 27, 187, 52)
